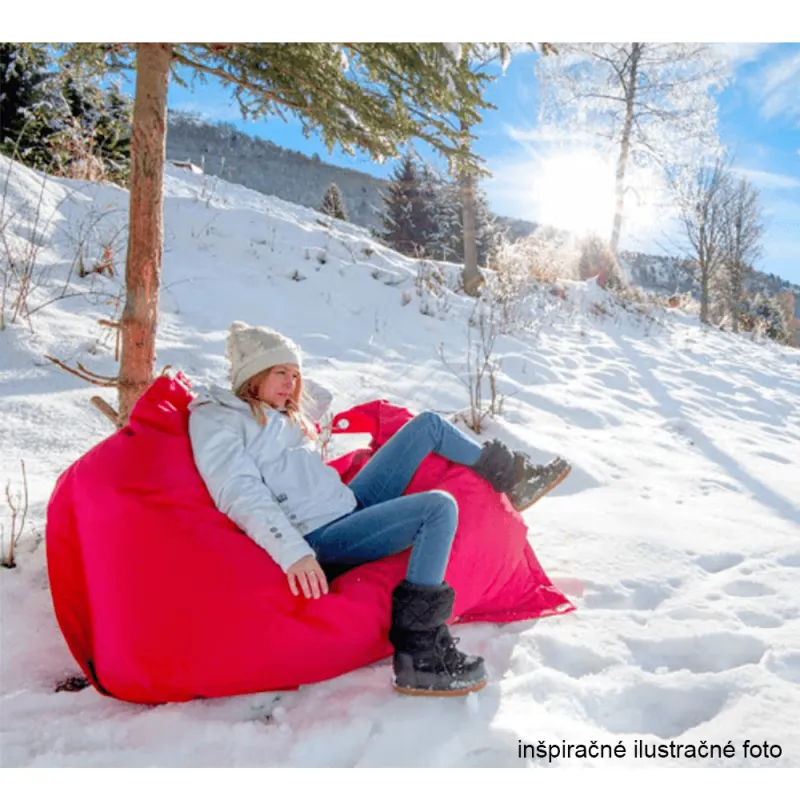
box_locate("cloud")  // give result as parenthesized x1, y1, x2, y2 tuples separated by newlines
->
(711, 43, 773, 68)
(504, 123, 607, 151)
(735, 167, 800, 190)
(756, 48, 800, 122)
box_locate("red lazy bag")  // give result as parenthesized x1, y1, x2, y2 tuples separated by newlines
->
(46, 375, 575, 704)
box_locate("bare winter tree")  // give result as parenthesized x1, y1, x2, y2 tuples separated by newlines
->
(674, 158, 732, 324)
(536, 43, 729, 255)
(721, 176, 764, 332)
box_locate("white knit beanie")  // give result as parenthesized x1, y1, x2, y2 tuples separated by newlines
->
(226, 321, 303, 393)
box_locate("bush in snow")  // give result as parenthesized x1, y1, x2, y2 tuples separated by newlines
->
(576, 233, 626, 293)
(739, 294, 793, 344)
(1, 459, 29, 569)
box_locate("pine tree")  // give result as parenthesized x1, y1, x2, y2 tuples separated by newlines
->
(51, 72, 132, 183)
(473, 182, 501, 267)
(427, 170, 499, 267)
(378, 153, 431, 256)
(0, 44, 59, 169)
(1, 46, 132, 183)
(97, 83, 133, 182)
(320, 182, 348, 221)
(417, 163, 441, 251)
(429, 174, 462, 262)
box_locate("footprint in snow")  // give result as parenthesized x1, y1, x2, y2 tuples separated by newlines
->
(666, 606, 732, 623)
(777, 552, 800, 568)
(582, 578, 673, 611)
(763, 650, 800, 685)
(724, 580, 776, 598)
(530, 635, 622, 679)
(694, 552, 745, 573)
(580, 682, 731, 740)
(737, 610, 784, 630)
(623, 632, 767, 674)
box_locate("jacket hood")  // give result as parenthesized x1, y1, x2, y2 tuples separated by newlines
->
(189, 383, 250, 412)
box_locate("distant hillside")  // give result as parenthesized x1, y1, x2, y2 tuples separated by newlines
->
(620, 251, 800, 316)
(166, 113, 387, 231)
(166, 113, 799, 314)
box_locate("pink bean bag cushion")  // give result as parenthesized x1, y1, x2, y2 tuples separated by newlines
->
(46, 375, 575, 704)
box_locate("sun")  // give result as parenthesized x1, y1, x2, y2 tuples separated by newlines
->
(532, 150, 618, 238)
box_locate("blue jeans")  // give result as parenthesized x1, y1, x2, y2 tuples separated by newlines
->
(305, 411, 484, 586)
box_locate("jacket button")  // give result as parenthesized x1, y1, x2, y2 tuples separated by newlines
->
(289, 514, 297, 520)
(274, 532, 283, 539)
(270, 527, 278, 533)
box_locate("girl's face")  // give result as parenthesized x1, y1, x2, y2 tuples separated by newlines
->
(255, 363, 301, 409)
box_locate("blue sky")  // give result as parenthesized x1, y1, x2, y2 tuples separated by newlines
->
(161, 43, 800, 286)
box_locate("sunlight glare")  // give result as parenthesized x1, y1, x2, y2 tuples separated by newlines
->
(531, 151, 617, 238)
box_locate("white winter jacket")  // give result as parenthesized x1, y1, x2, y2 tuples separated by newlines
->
(187, 382, 358, 571)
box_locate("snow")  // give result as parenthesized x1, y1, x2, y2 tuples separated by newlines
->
(2, 154, 800, 768)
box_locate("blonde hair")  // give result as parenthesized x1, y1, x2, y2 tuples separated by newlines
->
(235, 367, 318, 441)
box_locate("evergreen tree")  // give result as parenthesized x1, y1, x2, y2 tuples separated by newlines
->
(320, 182, 348, 220)
(472, 182, 500, 267)
(97, 83, 133, 181)
(378, 153, 432, 256)
(0, 44, 59, 169)
(417, 162, 441, 250)
(50, 72, 132, 183)
(0, 46, 131, 183)
(429, 173, 462, 262)
(427, 170, 499, 267)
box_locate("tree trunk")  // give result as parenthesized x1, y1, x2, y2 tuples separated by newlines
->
(117, 43, 172, 426)
(698, 220, 709, 324)
(609, 43, 642, 256)
(731, 261, 743, 333)
(460, 168, 481, 296)
(700, 264, 709, 325)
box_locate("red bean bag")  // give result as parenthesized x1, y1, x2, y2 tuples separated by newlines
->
(46, 374, 575, 704)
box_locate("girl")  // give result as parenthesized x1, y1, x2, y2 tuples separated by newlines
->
(188, 321, 571, 697)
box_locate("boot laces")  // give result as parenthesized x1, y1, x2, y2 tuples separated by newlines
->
(433, 628, 467, 675)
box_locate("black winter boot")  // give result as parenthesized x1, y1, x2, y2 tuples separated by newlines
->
(471, 439, 571, 513)
(507, 453, 572, 512)
(389, 580, 487, 697)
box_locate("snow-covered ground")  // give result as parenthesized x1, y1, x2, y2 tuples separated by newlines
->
(1, 155, 799, 768)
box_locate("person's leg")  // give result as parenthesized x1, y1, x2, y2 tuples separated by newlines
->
(306, 490, 458, 585)
(305, 491, 487, 696)
(348, 411, 483, 509)
(347, 410, 572, 513)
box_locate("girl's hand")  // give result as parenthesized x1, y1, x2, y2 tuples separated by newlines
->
(287, 555, 329, 599)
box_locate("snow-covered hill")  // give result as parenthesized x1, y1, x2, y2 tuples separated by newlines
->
(1, 155, 799, 767)
(165, 115, 800, 317)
